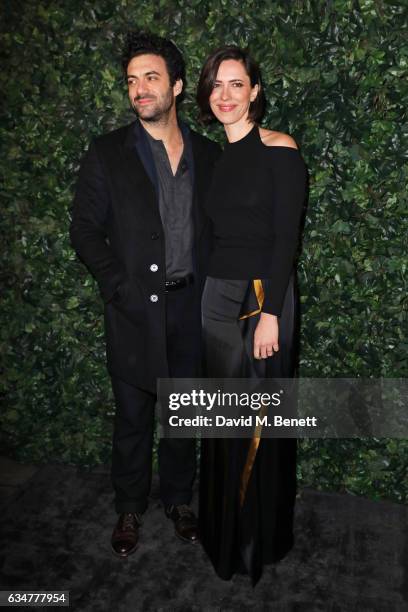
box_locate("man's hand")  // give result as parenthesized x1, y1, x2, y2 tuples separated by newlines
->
(253, 312, 279, 359)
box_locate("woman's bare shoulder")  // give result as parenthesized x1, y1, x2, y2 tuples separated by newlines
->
(258, 128, 299, 150)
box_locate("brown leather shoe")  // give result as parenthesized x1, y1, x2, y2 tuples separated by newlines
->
(111, 512, 141, 558)
(165, 505, 199, 544)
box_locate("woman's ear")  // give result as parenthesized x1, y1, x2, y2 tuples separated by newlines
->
(250, 83, 259, 102)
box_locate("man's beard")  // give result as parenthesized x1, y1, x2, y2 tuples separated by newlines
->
(131, 88, 174, 124)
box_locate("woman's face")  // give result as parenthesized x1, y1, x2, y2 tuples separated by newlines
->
(209, 59, 259, 127)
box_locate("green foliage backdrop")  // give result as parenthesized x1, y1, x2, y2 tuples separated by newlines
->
(1, 0, 407, 502)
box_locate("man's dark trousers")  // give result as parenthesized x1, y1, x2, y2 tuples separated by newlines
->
(111, 283, 200, 514)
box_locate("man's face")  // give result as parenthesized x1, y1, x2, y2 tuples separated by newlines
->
(126, 54, 181, 122)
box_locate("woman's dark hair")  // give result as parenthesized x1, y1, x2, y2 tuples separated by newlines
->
(122, 31, 186, 89)
(197, 46, 266, 124)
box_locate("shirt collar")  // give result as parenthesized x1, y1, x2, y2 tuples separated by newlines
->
(139, 120, 192, 171)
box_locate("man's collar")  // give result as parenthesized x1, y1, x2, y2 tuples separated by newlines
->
(126, 118, 190, 146)
(179, 120, 191, 140)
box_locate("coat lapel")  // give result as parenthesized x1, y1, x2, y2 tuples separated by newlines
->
(122, 121, 159, 211)
(121, 120, 211, 240)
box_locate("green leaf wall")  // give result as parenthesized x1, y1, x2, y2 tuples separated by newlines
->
(1, 0, 407, 502)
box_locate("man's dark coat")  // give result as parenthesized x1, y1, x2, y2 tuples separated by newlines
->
(70, 120, 221, 393)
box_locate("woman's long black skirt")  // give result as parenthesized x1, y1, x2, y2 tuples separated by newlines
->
(199, 275, 298, 585)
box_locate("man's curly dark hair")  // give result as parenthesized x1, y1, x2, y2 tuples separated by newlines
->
(122, 31, 186, 91)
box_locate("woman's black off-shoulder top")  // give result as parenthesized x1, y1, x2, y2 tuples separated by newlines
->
(204, 124, 307, 317)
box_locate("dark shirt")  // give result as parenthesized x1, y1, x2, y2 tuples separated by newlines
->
(205, 125, 307, 316)
(144, 128, 194, 280)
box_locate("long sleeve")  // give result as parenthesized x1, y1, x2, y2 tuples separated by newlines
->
(69, 140, 126, 303)
(260, 149, 307, 316)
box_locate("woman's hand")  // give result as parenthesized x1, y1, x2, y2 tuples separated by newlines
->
(253, 312, 279, 359)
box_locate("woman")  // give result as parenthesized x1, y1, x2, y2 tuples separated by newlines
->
(196, 46, 307, 584)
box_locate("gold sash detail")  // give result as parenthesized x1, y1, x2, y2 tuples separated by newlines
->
(239, 403, 268, 507)
(239, 279, 264, 320)
(238, 279, 266, 507)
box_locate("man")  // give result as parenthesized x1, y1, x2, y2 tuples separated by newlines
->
(70, 31, 220, 557)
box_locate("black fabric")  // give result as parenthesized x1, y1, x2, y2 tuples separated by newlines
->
(111, 284, 200, 514)
(199, 275, 298, 584)
(111, 378, 156, 514)
(144, 128, 194, 280)
(204, 125, 307, 316)
(70, 119, 221, 393)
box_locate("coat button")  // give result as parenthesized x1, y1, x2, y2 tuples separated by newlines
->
(151, 232, 159, 240)
(150, 294, 158, 303)
(150, 264, 158, 272)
